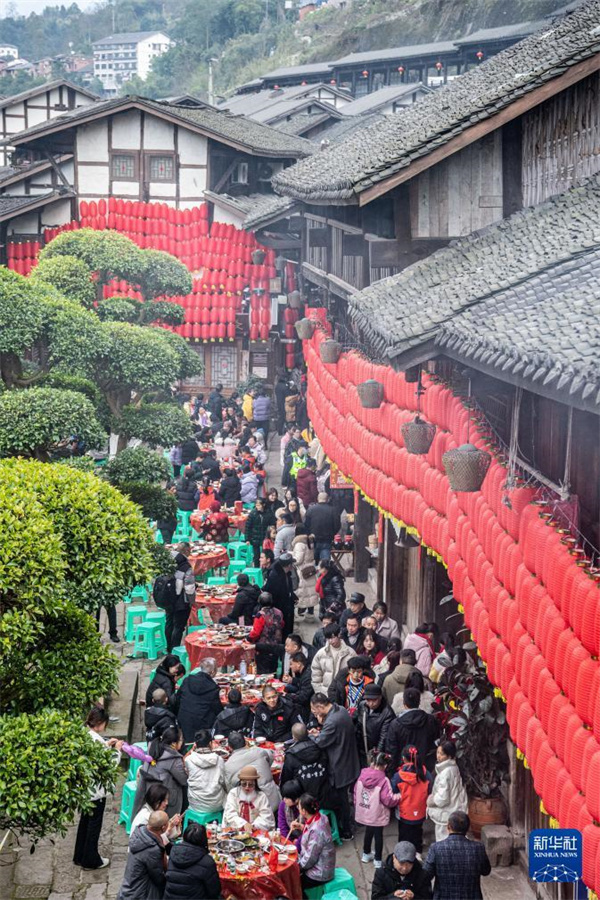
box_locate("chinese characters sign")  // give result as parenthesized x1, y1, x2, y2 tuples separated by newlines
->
(529, 829, 581, 883)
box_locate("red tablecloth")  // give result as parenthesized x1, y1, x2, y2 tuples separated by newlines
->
(188, 545, 229, 576)
(190, 510, 248, 536)
(191, 588, 237, 626)
(185, 631, 256, 670)
(217, 845, 301, 900)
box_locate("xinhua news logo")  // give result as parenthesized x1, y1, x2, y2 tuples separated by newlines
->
(529, 829, 582, 884)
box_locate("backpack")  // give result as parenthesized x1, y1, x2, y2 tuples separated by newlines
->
(153, 574, 176, 610)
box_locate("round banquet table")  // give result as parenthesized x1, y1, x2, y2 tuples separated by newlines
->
(217, 844, 301, 900)
(190, 510, 248, 536)
(187, 545, 230, 577)
(191, 587, 237, 626)
(185, 630, 256, 670)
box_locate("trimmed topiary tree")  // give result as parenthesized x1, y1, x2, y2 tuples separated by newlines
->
(31, 255, 96, 307)
(96, 296, 139, 322)
(120, 402, 194, 447)
(104, 446, 171, 486)
(114, 481, 178, 521)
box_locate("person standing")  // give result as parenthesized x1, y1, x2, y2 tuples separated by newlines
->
(166, 543, 196, 653)
(280, 723, 330, 802)
(245, 498, 275, 567)
(175, 658, 222, 744)
(356, 683, 396, 768)
(273, 512, 296, 558)
(305, 493, 340, 562)
(309, 693, 360, 841)
(392, 745, 429, 852)
(385, 687, 440, 772)
(219, 574, 261, 627)
(263, 552, 296, 637)
(247, 592, 284, 674)
(164, 822, 222, 900)
(117, 811, 168, 900)
(403, 624, 438, 677)
(175, 468, 199, 512)
(296, 457, 318, 510)
(382, 649, 419, 707)
(426, 741, 468, 842)
(206, 383, 224, 421)
(284, 652, 315, 723)
(423, 811, 491, 900)
(311, 623, 354, 694)
(372, 601, 401, 642)
(274, 374, 289, 435)
(252, 389, 271, 448)
(291, 524, 317, 617)
(354, 749, 401, 869)
(74, 707, 122, 871)
(315, 560, 346, 619)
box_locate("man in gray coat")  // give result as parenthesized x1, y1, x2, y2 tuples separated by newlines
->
(118, 811, 168, 900)
(309, 693, 360, 841)
(222, 731, 281, 811)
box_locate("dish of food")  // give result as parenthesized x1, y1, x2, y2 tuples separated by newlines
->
(216, 839, 245, 854)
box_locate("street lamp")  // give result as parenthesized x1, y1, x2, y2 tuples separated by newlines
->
(208, 58, 218, 105)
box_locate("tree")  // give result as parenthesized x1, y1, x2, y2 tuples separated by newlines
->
(0, 712, 118, 840)
(121, 402, 194, 447)
(115, 481, 178, 521)
(104, 446, 172, 485)
(31, 255, 96, 308)
(0, 387, 104, 461)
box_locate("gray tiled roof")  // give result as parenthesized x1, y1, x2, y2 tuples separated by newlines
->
(333, 40, 456, 67)
(0, 78, 98, 111)
(0, 190, 70, 221)
(348, 175, 600, 404)
(316, 113, 386, 144)
(339, 82, 429, 116)
(262, 62, 335, 79)
(453, 20, 544, 46)
(273, 0, 600, 202)
(5, 96, 314, 159)
(207, 191, 294, 230)
(93, 31, 167, 45)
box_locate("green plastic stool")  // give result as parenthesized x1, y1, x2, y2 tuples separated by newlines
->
(127, 743, 148, 781)
(177, 510, 192, 535)
(183, 808, 223, 828)
(155, 530, 165, 544)
(242, 567, 263, 587)
(227, 541, 248, 561)
(172, 646, 189, 672)
(130, 584, 150, 603)
(125, 605, 148, 642)
(227, 560, 247, 581)
(146, 610, 166, 625)
(320, 808, 342, 846)
(118, 780, 138, 833)
(132, 621, 166, 659)
(206, 576, 227, 587)
(323, 870, 357, 896)
(304, 885, 325, 900)
(324, 891, 358, 900)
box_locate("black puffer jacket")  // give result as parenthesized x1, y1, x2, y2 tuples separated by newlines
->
(279, 738, 330, 802)
(175, 671, 223, 744)
(305, 502, 340, 543)
(175, 475, 198, 512)
(164, 842, 222, 900)
(145, 663, 177, 708)
(283, 663, 314, 721)
(355, 697, 396, 766)
(318, 570, 346, 618)
(144, 704, 177, 741)
(371, 854, 432, 900)
(252, 697, 300, 742)
(385, 708, 440, 772)
(118, 825, 166, 900)
(181, 438, 200, 466)
(228, 583, 261, 626)
(212, 703, 254, 738)
(218, 473, 241, 506)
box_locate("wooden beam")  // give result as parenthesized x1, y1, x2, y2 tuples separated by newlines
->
(358, 51, 600, 206)
(502, 118, 522, 217)
(212, 157, 243, 193)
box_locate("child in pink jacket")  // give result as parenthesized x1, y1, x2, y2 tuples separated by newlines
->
(353, 749, 401, 868)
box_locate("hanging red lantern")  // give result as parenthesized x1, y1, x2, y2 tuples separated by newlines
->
(397, 65, 405, 74)
(435, 61, 443, 71)
(476, 50, 484, 61)
(361, 70, 369, 78)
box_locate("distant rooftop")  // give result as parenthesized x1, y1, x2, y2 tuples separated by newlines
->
(339, 82, 429, 116)
(93, 31, 171, 46)
(333, 40, 457, 68)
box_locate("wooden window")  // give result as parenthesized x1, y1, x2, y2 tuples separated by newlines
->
(146, 153, 176, 182)
(111, 152, 138, 180)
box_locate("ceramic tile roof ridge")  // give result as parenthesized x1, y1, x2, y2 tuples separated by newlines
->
(273, 0, 600, 202)
(0, 78, 99, 111)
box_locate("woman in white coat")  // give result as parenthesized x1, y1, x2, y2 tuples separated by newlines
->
(291, 525, 317, 617)
(426, 741, 468, 841)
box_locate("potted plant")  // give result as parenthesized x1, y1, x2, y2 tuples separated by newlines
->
(434, 658, 510, 836)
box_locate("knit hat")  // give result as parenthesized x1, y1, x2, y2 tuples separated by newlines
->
(349, 592, 366, 605)
(394, 841, 416, 863)
(364, 683, 382, 698)
(209, 500, 222, 512)
(237, 765, 260, 782)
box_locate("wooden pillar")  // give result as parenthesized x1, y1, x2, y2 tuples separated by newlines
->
(502, 118, 522, 218)
(353, 492, 371, 583)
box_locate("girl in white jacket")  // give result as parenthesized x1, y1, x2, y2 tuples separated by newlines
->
(426, 741, 468, 841)
(184, 730, 227, 813)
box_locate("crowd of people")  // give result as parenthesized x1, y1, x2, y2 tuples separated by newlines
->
(78, 380, 493, 900)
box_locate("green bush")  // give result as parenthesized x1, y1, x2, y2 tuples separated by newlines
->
(0, 711, 118, 839)
(141, 299, 185, 326)
(32, 254, 96, 307)
(0, 387, 105, 460)
(117, 481, 178, 521)
(120, 402, 193, 447)
(137, 249, 192, 300)
(42, 372, 100, 405)
(97, 296, 139, 322)
(104, 446, 171, 486)
(54, 456, 97, 472)
(150, 541, 178, 576)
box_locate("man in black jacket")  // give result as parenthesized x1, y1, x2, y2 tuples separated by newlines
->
(195, 449, 221, 483)
(385, 687, 440, 772)
(283, 652, 314, 722)
(341, 615, 366, 654)
(252, 684, 301, 742)
(371, 841, 432, 900)
(280, 723, 330, 803)
(180, 437, 200, 467)
(118, 812, 168, 900)
(219, 574, 261, 626)
(145, 688, 178, 741)
(211, 688, 254, 738)
(304, 493, 340, 562)
(175, 658, 222, 744)
(263, 552, 295, 638)
(356, 683, 396, 767)
(206, 384, 224, 421)
(340, 593, 371, 629)
(312, 612, 337, 651)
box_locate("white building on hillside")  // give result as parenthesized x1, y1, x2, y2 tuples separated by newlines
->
(0, 44, 19, 60)
(93, 32, 174, 95)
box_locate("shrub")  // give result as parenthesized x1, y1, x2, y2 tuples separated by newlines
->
(96, 296, 139, 322)
(32, 255, 96, 307)
(120, 402, 194, 447)
(116, 481, 178, 521)
(104, 446, 171, 486)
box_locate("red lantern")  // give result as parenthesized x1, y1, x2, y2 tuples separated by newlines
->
(435, 61, 443, 71)
(397, 65, 404, 74)
(361, 70, 369, 78)
(476, 50, 484, 61)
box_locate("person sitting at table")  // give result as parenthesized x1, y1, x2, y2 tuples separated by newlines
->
(133, 726, 188, 820)
(175, 658, 223, 745)
(266, 487, 284, 515)
(212, 688, 254, 738)
(145, 655, 182, 709)
(130, 784, 182, 845)
(240, 460, 260, 505)
(219, 574, 261, 627)
(118, 810, 169, 900)
(176, 467, 199, 512)
(245, 497, 276, 567)
(200, 500, 230, 544)
(284, 652, 315, 724)
(248, 592, 284, 674)
(184, 729, 227, 814)
(145, 688, 178, 741)
(294, 793, 336, 896)
(223, 732, 281, 810)
(253, 685, 301, 743)
(218, 467, 241, 507)
(164, 822, 222, 900)
(277, 781, 303, 841)
(223, 765, 275, 832)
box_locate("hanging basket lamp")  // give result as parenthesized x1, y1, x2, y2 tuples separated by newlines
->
(287, 290, 303, 309)
(443, 443, 492, 492)
(395, 527, 420, 549)
(295, 318, 316, 340)
(251, 249, 266, 265)
(357, 379, 384, 408)
(320, 339, 342, 364)
(402, 415, 436, 454)
(404, 364, 421, 383)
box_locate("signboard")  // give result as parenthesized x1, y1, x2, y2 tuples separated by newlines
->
(529, 830, 582, 884)
(330, 462, 353, 490)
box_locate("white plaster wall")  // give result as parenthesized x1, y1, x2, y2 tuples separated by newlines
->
(212, 205, 245, 228)
(144, 116, 174, 150)
(28, 106, 49, 126)
(7, 211, 38, 234)
(77, 164, 110, 195)
(179, 168, 207, 198)
(112, 110, 141, 150)
(75, 90, 94, 107)
(77, 120, 108, 162)
(178, 128, 208, 166)
(148, 182, 177, 198)
(40, 198, 72, 227)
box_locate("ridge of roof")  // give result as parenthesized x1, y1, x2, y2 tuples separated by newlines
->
(333, 39, 456, 67)
(0, 79, 99, 111)
(93, 31, 170, 45)
(273, 0, 600, 202)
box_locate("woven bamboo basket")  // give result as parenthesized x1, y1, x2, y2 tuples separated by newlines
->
(357, 379, 384, 408)
(295, 318, 316, 340)
(320, 340, 342, 364)
(401, 416, 436, 454)
(443, 443, 491, 492)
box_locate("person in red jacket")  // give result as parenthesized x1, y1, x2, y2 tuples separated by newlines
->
(296, 458, 318, 509)
(391, 745, 430, 852)
(200, 500, 230, 543)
